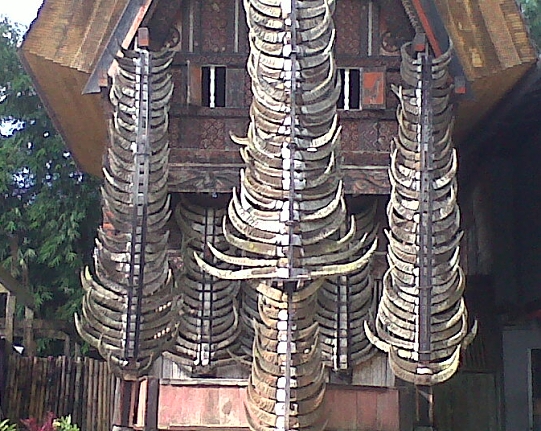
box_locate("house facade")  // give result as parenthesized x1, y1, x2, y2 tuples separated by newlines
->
(19, 1, 541, 430)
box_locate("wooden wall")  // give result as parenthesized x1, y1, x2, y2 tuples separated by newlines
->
(134, 381, 401, 431)
(4, 354, 115, 431)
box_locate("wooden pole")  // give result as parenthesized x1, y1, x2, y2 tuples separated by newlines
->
(112, 379, 134, 431)
(24, 307, 36, 356)
(5, 293, 16, 348)
(415, 385, 434, 430)
(144, 377, 159, 431)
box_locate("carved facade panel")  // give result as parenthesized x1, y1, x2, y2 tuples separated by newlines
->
(379, 0, 415, 55)
(200, 118, 226, 149)
(335, 0, 363, 56)
(201, 0, 229, 53)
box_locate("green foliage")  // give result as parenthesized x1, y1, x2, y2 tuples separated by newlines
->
(518, 0, 541, 47)
(0, 18, 101, 333)
(53, 416, 79, 431)
(0, 419, 17, 431)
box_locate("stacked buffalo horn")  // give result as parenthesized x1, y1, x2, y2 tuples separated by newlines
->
(195, 1, 375, 430)
(365, 42, 476, 385)
(165, 196, 240, 373)
(318, 203, 378, 373)
(75, 44, 179, 380)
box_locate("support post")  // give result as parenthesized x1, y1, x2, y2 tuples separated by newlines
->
(5, 294, 15, 348)
(415, 41, 435, 431)
(144, 377, 160, 431)
(112, 379, 135, 431)
(24, 307, 36, 357)
(415, 385, 434, 430)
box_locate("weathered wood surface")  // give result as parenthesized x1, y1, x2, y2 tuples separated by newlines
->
(4, 354, 115, 431)
(135, 382, 400, 431)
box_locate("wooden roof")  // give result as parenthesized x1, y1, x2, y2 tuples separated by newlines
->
(433, 0, 538, 140)
(19, 0, 538, 176)
(19, 0, 152, 176)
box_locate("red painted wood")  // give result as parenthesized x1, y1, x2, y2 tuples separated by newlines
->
(357, 389, 379, 430)
(326, 388, 358, 429)
(154, 384, 399, 431)
(376, 389, 400, 431)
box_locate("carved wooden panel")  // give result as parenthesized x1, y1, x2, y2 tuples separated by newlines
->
(167, 164, 389, 194)
(379, 0, 415, 55)
(340, 119, 394, 152)
(335, 0, 363, 56)
(201, 0, 229, 53)
(226, 68, 247, 108)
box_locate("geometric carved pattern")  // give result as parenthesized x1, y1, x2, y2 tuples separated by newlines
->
(202, 0, 228, 53)
(335, 0, 362, 56)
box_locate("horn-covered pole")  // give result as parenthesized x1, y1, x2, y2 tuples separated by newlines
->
(75, 36, 178, 381)
(195, 1, 376, 430)
(366, 39, 476, 426)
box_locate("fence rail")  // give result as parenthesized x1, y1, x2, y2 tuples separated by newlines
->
(4, 354, 115, 431)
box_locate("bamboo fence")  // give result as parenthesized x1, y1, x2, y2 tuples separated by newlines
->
(4, 354, 116, 431)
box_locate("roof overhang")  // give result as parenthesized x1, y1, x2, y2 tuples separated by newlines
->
(19, 0, 154, 176)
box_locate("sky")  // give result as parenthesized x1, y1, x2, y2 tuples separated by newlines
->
(0, 0, 44, 27)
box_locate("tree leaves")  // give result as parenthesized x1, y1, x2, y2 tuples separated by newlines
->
(518, 0, 541, 47)
(0, 18, 101, 329)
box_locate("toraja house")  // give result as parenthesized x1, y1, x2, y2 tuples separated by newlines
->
(18, 0, 541, 430)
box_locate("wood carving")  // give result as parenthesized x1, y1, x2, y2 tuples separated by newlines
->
(366, 42, 476, 385)
(75, 44, 179, 380)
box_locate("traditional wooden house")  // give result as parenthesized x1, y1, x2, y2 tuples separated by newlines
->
(18, 0, 540, 430)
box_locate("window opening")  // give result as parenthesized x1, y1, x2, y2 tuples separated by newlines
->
(202, 66, 226, 108)
(338, 68, 360, 110)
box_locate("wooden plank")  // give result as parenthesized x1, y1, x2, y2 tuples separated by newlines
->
(145, 377, 160, 431)
(160, 386, 195, 427)
(356, 389, 378, 430)
(5, 294, 16, 346)
(73, 358, 82, 426)
(376, 389, 400, 431)
(24, 307, 36, 356)
(361, 69, 386, 110)
(86, 358, 92, 431)
(38, 358, 47, 421)
(46, 357, 56, 414)
(226, 68, 247, 108)
(218, 383, 245, 426)
(187, 61, 202, 106)
(5, 353, 17, 419)
(325, 388, 357, 430)
(29, 357, 38, 420)
(97, 361, 104, 431)
(59, 356, 67, 416)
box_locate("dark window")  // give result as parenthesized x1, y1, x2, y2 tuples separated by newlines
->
(337, 68, 361, 110)
(202, 66, 226, 108)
